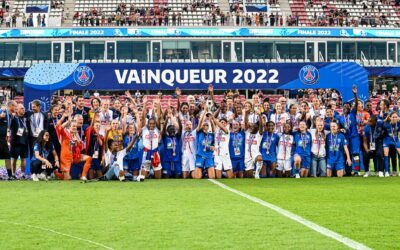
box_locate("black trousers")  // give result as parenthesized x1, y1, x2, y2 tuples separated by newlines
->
(30, 160, 54, 175)
(363, 142, 383, 172)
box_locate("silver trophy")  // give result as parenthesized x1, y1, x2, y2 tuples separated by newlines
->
(206, 100, 213, 117)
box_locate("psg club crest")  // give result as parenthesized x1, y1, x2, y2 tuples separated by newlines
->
(299, 65, 319, 85)
(73, 66, 94, 86)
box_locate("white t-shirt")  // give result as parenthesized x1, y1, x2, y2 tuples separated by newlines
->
(99, 110, 113, 136)
(181, 129, 196, 155)
(104, 148, 127, 171)
(277, 134, 294, 160)
(142, 127, 160, 150)
(245, 130, 262, 159)
(248, 113, 259, 125)
(310, 108, 326, 119)
(215, 127, 230, 156)
(270, 113, 288, 134)
(309, 129, 327, 157)
(217, 111, 234, 121)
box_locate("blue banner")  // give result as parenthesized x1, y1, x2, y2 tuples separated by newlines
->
(1, 27, 400, 38)
(26, 6, 49, 13)
(23, 62, 368, 112)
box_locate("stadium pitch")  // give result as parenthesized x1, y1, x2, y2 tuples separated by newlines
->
(0, 178, 399, 249)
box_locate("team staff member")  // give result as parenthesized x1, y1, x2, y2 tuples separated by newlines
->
(30, 130, 60, 181)
(48, 105, 61, 163)
(73, 95, 90, 125)
(28, 99, 48, 158)
(0, 100, 16, 179)
(362, 116, 384, 177)
(10, 104, 29, 179)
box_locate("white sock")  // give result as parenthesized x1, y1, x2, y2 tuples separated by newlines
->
(256, 162, 262, 175)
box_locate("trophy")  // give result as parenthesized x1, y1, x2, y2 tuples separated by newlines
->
(206, 99, 213, 117)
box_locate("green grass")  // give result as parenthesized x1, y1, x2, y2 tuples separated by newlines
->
(0, 178, 398, 249)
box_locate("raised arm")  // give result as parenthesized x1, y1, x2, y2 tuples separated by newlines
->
(352, 85, 358, 111)
(196, 111, 206, 132)
(244, 110, 250, 131)
(212, 116, 227, 134)
(258, 110, 263, 135)
(175, 87, 181, 112)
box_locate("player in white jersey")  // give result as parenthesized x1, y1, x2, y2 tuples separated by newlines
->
(270, 102, 288, 135)
(137, 103, 162, 181)
(213, 116, 233, 179)
(276, 123, 294, 177)
(244, 109, 264, 179)
(181, 120, 196, 179)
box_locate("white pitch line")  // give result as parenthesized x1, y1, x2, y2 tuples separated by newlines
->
(0, 220, 114, 250)
(208, 179, 371, 250)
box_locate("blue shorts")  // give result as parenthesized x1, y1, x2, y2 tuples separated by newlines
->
(349, 136, 361, 155)
(123, 158, 140, 172)
(383, 137, 400, 148)
(327, 161, 344, 171)
(90, 159, 102, 171)
(195, 155, 214, 169)
(163, 161, 182, 176)
(231, 158, 244, 172)
(295, 154, 311, 169)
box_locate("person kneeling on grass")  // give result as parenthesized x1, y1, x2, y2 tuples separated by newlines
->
(102, 135, 138, 181)
(30, 130, 60, 181)
(56, 112, 92, 181)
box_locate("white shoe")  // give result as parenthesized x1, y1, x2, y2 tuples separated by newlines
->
(254, 173, 260, 179)
(295, 173, 300, 179)
(363, 172, 369, 178)
(378, 171, 384, 177)
(385, 172, 390, 177)
(118, 175, 125, 181)
(137, 175, 145, 182)
(80, 176, 88, 181)
(32, 174, 39, 182)
(38, 173, 47, 181)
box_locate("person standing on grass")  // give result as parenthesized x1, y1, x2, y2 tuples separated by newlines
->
(340, 86, 362, 176)
(193, 110, 216, 179)
(55, 112, 92, 181)
(28, 99, 48, 161)
(309, 119, 327, 177)
(137, 102, 162, 182)
(162, 113, 182, 178)
(123, 123, 141, 180)
(362, 116, 384, 177)
(293, 121, 312, 178)
(30, 130, 60, 181)
(229, 119, 245, 178)
(10, 104, 29, 179)
(244, 108, 263, 179)
(0, 100, 16, 179)
(85, 118, 105, 180)
(260, 121, 279, 178)
(213, 116, 234, 179)
(181, 120, 197, 179)
(326, 121, 352, 178)
(276, 123, 294, 177)
(381, 112, 400, 177)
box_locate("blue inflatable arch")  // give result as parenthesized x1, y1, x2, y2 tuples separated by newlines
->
(24, 62, 369, 111)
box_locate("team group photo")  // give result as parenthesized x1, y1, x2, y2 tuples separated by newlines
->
(0, 1, 400, 246)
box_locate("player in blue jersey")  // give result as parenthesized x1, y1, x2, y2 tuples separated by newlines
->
(123, 123, 141, 179)
(339, 85, 361, 176)
(382, 111, 400, 177)
(162, 114, 182, 178)
(260, 121, 279, 177)
(362, 116, 384, 177)
(229, 120, 245, 178)
(326, 121, 352, 177)
(293, 121, 312, 178)
(193, 110, 215, 179)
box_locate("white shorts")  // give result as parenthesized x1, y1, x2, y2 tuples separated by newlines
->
(141, 151, 162, 171)
(244, 154, 261, 171)
(277, 159, 292, 172)
(182, 153, 195, 172)
(214, 154, 232, 171)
